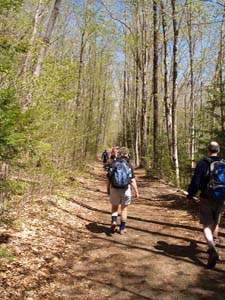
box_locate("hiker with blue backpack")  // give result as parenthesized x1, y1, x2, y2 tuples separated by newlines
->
(106, 147, 139, 234)
(187, 141, 225, 269)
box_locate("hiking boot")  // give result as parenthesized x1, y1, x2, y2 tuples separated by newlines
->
(110, 223, 117, 233)
(207, 248, 219, 269)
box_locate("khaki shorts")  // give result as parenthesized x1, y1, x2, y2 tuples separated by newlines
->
(199, 197, 225, 225)
(110, 185, 132, 206)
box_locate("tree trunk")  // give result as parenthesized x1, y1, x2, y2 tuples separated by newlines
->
(76, 31, 85, 110)
(24, 0, 62, 111)
(33, 0, 62, 78)
(218, 14, 225, 141)
(132, 2, 140, 167)
(0, 162, 8, 180)
(140, 4, 148, 167)
(171, 0, 180, 186)
(122, 28, 128, 147)
(186, 5, 195, 170)
(152, 0, 159, 170)
(22, 0, 43, 81)
(72, 31, 86, 162)
(160, 0, 173, 163)
(134, 47, 140, 167)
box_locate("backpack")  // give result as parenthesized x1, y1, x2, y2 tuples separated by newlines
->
(205, 158, 225, 200)
(110, 160, 132, 189)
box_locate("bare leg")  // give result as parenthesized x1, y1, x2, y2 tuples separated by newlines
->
(112, 205, 119, 213)
(203, 224, 219, 247)
(110, 204, 119, 233)
(120, 205, 128, 234)
(121, 204, 128, 222)
(203, 225, 215, 249)
(204, 224, 219, 268)
(111, 204, 119, 223)
(211, 224, 219, 241)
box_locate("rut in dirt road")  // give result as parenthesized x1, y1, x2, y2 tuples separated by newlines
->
(66, 162, 225, 300)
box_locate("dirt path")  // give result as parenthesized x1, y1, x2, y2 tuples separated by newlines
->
(1, 162, 225, 300)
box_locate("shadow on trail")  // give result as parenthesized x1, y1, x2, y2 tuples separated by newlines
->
(137, 195, 199, 218)
(48, 201, 225, 299)
(85, 220, 207, 246)
(49, 200, 225, 250)
(69, 198, 225, 238)
(86, 222, 111, 235)
(86, 220, 225, 251)
(85, 277, 154, 300)
(93, 235, 225, 275)
(192, 271, 225, 300)
(68, 197, 204, 234)
(154, 240, 205, 267)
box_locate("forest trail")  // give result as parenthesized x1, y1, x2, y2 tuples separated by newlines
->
(1, 162, 225, 300)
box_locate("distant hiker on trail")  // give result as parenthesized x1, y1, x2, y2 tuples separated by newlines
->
(110, 145, 120, 160)
(106, 147, 139, 234)
(101, 150, 109, 168)
(187, 141, 225, 269)
(110, 147, 115, 159)
(110, 146, 116, 160)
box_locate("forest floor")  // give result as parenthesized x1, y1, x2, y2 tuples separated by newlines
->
(1, 161, 225, 300)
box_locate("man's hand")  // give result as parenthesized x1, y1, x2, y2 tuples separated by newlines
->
(134, 191, 140, 199)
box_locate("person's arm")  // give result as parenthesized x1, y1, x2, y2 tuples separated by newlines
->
(106, 166, 112, 194)
(187, 159, 208, 203)
(106, 176, 110, 194)
(131, 178, 139, 198)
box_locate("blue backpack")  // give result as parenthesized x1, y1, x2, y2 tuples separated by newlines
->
(110, 160, 132, 189)
(206, 158, 225, 200)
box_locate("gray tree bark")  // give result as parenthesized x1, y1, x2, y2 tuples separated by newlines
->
(33, 0, 62, 78)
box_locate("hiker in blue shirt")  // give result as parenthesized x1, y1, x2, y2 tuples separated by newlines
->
(101, 149, 109, 169)
(187, 141, 225, 269)
(106, 147, 139, 234)
(101, 149, 109, 162)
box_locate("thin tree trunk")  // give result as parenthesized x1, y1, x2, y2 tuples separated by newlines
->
(140, 4, 148, 167)
(24, 0, 62, 110)
(76, 31, 85, 110)
(95, 48, 106, 154)
(0, 162, 9, 180)
(99, 74, 107, 146)
(34, 0, 62, 78)
(186, 5, 195, 170)
(72, 31, 86, 162)
(22, 0, 43, 81)
(133, 2, 140, 167)
(134, 47, 140, 167)
(152, 0, 159, 170)
(218, 14, 225, 140)
(171, 0, 180, 186)
(123, 28, 128, 147)
(160, 0, 173, 163)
